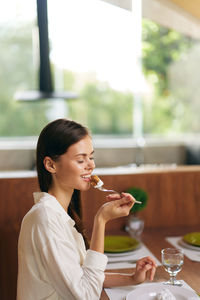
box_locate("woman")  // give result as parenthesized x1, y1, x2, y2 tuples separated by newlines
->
(17, 118, 156, 300)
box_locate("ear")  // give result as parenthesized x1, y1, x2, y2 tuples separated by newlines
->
(43, 156, 56, 174)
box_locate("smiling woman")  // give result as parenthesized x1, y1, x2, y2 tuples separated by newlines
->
(17, 118, 157, 300)
(43, 135, 95, 194)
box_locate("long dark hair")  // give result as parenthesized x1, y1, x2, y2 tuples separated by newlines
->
(36, 118, 89, 249)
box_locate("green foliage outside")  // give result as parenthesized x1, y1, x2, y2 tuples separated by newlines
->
(68, 81, 133, 135)
(0, 23, 49, 136)
(142, 19, 198, 135)
(142, 19, 194, 94)
(0, 18, 199, 137)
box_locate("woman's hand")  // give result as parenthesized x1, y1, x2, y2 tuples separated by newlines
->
(133, 256, 157, 284)
(96, 192, 135, 223)
(104, 256, 157, 288)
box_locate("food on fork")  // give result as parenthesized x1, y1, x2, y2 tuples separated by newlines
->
(90, 175, 119, 193)
(90, 175, 142, 203)
(90, 175, 104, 188)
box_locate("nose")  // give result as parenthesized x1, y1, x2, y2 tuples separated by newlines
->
(85, 158, 95, 170)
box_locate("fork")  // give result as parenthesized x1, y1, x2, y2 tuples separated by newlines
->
(97, 186, 142, 204)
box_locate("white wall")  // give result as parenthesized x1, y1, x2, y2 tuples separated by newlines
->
(0, 138, 186, 170)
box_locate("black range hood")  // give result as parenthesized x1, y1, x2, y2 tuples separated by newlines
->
(15, 0, 77, 102)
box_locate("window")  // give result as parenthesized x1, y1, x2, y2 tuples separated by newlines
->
(142, 19, 200, 136)
(0, 0, 50, 136)
(0, 0, 200, 138)
(0, 0, 136, 136)
(48, 0, 135, 135)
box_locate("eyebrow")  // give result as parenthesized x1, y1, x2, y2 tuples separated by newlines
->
(75, 150, 94, 157)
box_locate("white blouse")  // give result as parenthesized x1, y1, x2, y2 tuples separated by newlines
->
(17, 192, 108, 300)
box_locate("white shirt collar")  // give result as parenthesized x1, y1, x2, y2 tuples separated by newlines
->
(33, 192, 75, 226)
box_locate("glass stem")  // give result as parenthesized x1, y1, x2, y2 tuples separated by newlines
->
(170, 274, 176, 284)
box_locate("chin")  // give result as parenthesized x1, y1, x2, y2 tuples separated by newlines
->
(79, 184, 90, 192)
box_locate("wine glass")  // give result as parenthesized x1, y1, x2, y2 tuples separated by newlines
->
(126, 216, 144, 241)
(161, 248, 184, 286)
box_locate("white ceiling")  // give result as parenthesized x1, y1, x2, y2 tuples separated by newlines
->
(101, 0, 131, 11)
(101, 0, 200, 39)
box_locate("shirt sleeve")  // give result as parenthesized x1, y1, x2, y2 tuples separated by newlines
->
(35, 223, 108, 300)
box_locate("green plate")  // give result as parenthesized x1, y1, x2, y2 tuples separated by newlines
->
(183, 232, 200, 247)
(104, 235, 140, 253)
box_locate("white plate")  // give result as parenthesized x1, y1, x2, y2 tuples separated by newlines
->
(126, 283, 198, 300)
(105, 249, 140, 257)
(179, 239, 200, 251)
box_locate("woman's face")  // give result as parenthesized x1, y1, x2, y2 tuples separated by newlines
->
(51, 135, 95, 192)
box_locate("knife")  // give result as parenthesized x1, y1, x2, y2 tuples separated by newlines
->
(108, 260, 137, 264)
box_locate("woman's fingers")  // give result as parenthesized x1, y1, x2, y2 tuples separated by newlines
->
(146, 265, 156, 281)
(149, 266, 156, 281)
(121, 192, 136, 202)
(118, 196, 134, 205)
(100, 192, 137, 222)
(106, 193, 122, 200)
(106, 192, 135, 200)
(106, 196, 134, 209)
(138, 256, 157, 267)
(137, 256, 157, 274)
(133, 256, 157, 284)
(107, 192, 136, 206)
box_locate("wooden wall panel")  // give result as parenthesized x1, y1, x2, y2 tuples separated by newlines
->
(0, 177, 38, 300)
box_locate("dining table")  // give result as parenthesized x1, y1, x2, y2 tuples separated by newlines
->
(100, 225, 200, 299)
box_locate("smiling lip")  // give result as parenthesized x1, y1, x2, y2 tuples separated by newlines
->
(81, 174, 91, 182)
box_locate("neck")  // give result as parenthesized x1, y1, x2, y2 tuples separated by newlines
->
(48, 187, 73, 212)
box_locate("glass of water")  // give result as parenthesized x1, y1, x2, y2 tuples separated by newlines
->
(126, 216, 144, 241)
(161, 248, 184, 286)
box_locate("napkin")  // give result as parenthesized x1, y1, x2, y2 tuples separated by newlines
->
(166, 237, 200, 262)
(104, 280, 198, 300)
(106, 242, 161, 270)
(156, 288, 176, 300)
